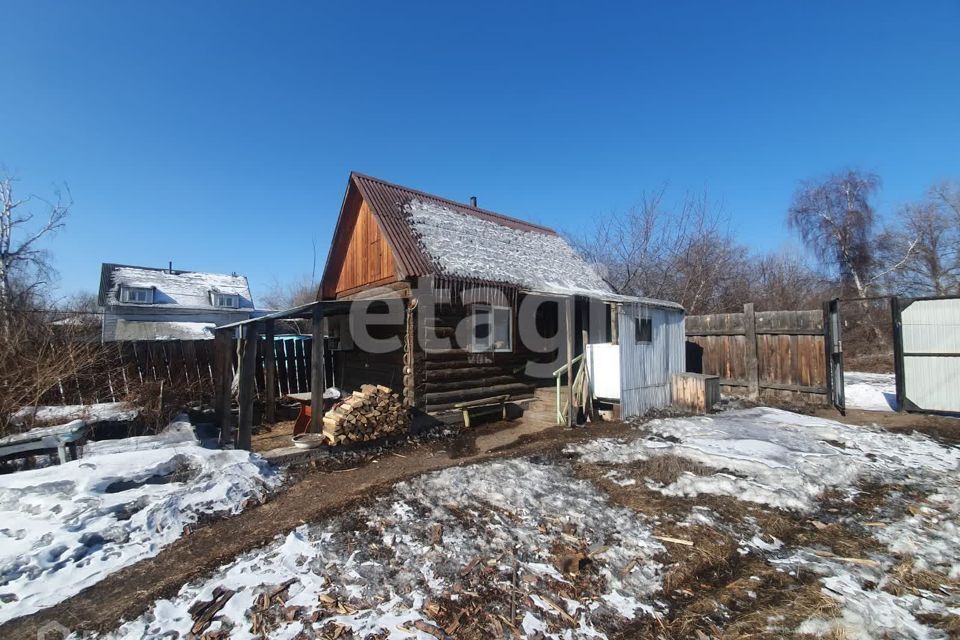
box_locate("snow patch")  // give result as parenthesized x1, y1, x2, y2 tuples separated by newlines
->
(11, 402, 138, 426)
(105, 458, 664, 639)
(567, 407, 960, 512)
(844, 371, 898, 412)
(0, 419, 280, 623)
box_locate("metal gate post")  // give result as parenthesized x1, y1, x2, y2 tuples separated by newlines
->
(891, 296, 905, 413)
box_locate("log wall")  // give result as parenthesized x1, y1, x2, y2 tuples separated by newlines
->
(414, 299, 539, 413)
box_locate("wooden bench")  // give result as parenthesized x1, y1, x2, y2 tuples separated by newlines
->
(0, 419, 89, 465)
(454, 395, 511, 428)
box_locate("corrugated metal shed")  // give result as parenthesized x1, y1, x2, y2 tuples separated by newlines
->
(618, 301, 686, 417)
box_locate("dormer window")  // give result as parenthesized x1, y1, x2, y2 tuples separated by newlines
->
(120, 286, 154, 304)
(212, 292, 239, 308)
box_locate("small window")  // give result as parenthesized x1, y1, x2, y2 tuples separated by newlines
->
(635, 317, 652, 343)
(212, 293, 239, 308)
(471, 305, 512, 352)
(121, 286, 154, 304)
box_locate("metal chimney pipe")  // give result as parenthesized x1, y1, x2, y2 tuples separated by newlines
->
(168, 261, 173, 273)
(469, 196, 477, 207)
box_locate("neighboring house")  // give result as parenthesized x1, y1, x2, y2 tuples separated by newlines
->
(97, 263, 258, 341)
(315, 172, 686, 416)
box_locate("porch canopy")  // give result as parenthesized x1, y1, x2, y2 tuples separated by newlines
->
(213, 299, 354, 449)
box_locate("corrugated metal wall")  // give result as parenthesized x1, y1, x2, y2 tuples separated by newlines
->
(899, 297, 960, 413)
(618, 303, 686, 417)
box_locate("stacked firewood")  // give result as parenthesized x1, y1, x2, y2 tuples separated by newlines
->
(322, 384, 409, 445)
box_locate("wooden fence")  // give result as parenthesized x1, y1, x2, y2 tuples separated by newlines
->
(685, 303, 828, 404)
(42, 337, 313, 406)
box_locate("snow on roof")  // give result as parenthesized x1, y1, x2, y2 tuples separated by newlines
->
(114, 320, 215, 340)
(405, 199, 677, 305)
(102, 265, 254, 310)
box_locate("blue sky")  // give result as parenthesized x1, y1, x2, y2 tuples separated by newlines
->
(2, 1, 958, 305)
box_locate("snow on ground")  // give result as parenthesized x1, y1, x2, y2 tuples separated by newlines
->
(571, 407, 958, 511)
(874, 483, 960, 580)
(844, 371, 898, 412)
(569, 407, 960, 638)
(47, 407, 957, 639)
(782, 549, 960, 640)
(0, 419, 280, 624)
(104, 458, 665, 640)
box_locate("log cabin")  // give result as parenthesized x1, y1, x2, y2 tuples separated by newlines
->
(316, 172, 685, 416)
(214, 172, 685, 447)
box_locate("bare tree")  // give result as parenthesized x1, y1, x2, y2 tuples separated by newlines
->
(879, 181, 960, 296)
(749, 248, 827, 311)
(787, 169, 884, 298)
(261, 274, 317, 310)
(930, 180, 960, 222)
(0, 174, 71, 321)
(573, 187, 755, 314)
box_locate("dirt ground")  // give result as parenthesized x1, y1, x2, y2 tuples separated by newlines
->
(3, 402, 958, 639)
(810, 406, 960, 445)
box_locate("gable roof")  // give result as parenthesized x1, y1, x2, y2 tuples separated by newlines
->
(98, 263, 255, 310)
(323, 173, 622, 299)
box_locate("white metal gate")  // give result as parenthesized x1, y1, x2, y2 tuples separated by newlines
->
(893, 296, 960, 414)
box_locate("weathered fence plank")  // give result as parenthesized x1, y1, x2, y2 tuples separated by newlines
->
(686, 304, 827, 404)
(33, 336, 313, 408)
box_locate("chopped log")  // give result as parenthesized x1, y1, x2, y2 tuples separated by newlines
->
(413, 620, 452, 639)
(190, 586, 235, 635)
(321, 384, 409, 445)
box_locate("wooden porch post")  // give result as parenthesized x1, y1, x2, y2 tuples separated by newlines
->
(237, 322, 260, 450)
(214, 328, 234, 447)
(566, 296, 575, 428)
(610, 303, 619, 345)
(264, 319, 276, 424)
(311, 304, 326, 433)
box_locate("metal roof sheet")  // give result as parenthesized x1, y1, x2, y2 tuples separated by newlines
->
(350, 172, 558, 278)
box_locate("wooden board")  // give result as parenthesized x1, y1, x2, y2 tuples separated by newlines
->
(322, 190, 399, 297)
(686, 305, 827, 403)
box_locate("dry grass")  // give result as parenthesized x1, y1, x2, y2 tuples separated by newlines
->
(884, 560, 958, 597)
(714, 562, 842, 640)
(0, 311, 113, 435)
(577, 462, 927, 639)
(630, 454, 713, 486)
(659, 524, 739, 593)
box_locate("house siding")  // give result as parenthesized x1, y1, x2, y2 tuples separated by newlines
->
(321, 188, 399, 299)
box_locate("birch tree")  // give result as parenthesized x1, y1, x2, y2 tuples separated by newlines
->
(880, 181, 960, 296)
(0, 174, 71, 320)
(787, 169, 883, 298)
